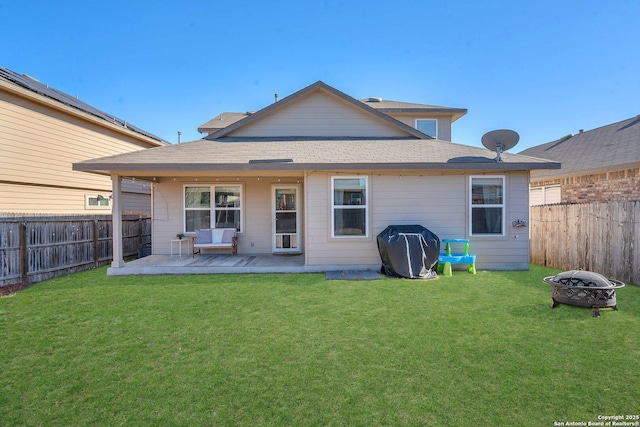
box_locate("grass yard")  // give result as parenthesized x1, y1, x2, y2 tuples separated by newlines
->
(1, 265, 639, 426)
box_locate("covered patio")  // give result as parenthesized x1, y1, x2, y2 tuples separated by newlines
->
(108, 253, 377, 276)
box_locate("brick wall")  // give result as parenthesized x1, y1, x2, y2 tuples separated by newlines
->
(532, 167, 640, 203)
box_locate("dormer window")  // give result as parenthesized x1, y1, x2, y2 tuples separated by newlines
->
(415, 119, 437, 138)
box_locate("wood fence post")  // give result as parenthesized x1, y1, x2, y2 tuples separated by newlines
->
(93, 220, 99, 268)
(19, 222, 28, 284)
(138, 217, 143, 257)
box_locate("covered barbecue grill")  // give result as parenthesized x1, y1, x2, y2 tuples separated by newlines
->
(543, 270, 625, 317)
(377, 225, 440, 279)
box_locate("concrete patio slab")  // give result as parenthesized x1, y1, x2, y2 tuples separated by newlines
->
(108, 253, 379, 276)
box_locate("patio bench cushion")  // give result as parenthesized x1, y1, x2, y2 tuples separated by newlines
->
(196, 229, 212, 244)
(193, 228, 238, 256)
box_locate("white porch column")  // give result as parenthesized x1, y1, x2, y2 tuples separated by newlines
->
(111, 174, 124, 268)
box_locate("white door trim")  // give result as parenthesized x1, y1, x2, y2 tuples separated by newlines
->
(272, 184, 301, 253)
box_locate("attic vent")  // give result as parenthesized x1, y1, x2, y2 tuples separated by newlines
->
(248, 159, 293, 164)
(367, 97, 383, 102)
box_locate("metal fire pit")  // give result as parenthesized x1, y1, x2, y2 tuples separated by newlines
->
(543, 270, 625, 317)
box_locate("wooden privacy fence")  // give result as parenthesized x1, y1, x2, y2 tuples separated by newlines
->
(0, 214, 151, 287)
(530, 201, 639, 286)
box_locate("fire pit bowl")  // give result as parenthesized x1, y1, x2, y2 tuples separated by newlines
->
(543, 270, 625, 317)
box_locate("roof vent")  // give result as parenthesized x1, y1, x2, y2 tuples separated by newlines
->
(246, 111, 255, 115)
(248, 159, 293, 164)
(578, 129, 584, 133)
(367, 97, 383, 102)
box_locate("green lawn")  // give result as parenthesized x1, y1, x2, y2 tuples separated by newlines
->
(1, 265, 638, 426)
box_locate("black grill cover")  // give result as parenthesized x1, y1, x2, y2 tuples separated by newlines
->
(377, 225, 440, 279)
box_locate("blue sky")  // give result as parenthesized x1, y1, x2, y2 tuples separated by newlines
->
(2, 0, 639, 151)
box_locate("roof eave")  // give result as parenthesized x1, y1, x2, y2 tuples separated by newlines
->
(376, 108, 467, 122)
(74, 161, 561, 174)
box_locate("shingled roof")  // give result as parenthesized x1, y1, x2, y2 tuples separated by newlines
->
(74, 81, 559, 178)
(197, 112, 249, 134)
(74, 136, 559, 175)
(519, 115, 640, 179)
(360, 98, 467, 122)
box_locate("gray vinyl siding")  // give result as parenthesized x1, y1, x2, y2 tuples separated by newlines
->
(149, 171, 531, 269)
(151, 177, 301, 255)
(120, 192, 151, 214)
(305, 172, 380, 267)
(305, 170, 531, 270)
(229, 91, 409, 138)
(469, 171, 531, 270)
(371, 174, 466, 237)
(389, 115, 453, 141)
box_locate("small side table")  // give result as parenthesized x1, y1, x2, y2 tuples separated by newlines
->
(171, 238, 192, 257)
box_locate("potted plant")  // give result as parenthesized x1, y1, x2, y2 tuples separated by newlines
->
(176, 233, 185, 240)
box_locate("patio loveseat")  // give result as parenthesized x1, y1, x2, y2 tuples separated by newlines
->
(193, 228, 238, 256)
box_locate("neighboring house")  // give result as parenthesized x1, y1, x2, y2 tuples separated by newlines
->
(0, 66, 168, 215)
(519, 115, 640, 205)
(74, 81, 559, 272)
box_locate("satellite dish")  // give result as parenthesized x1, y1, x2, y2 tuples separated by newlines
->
(481, 129, 519, 162)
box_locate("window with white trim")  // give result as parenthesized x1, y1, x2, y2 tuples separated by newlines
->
(331, 177, 368, 237)
(415, 119, 437, 138)
(470, 176, 504, 236)
(184, 185, 242, 233)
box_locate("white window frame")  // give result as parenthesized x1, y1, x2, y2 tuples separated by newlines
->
(85, 194, 111, 210)
(183, 183, 244, 233)
(469, 175, 505, 237)
(331, 176, 369, 238)
(415, 119, 438, 138)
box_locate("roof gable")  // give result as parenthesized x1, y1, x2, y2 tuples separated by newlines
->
(211, 81, 430, 140)
(73, 80, 560, 178)
(197, 112, 248, 134)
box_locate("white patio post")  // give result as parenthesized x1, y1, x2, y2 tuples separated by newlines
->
(111, 174, 124, 268)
